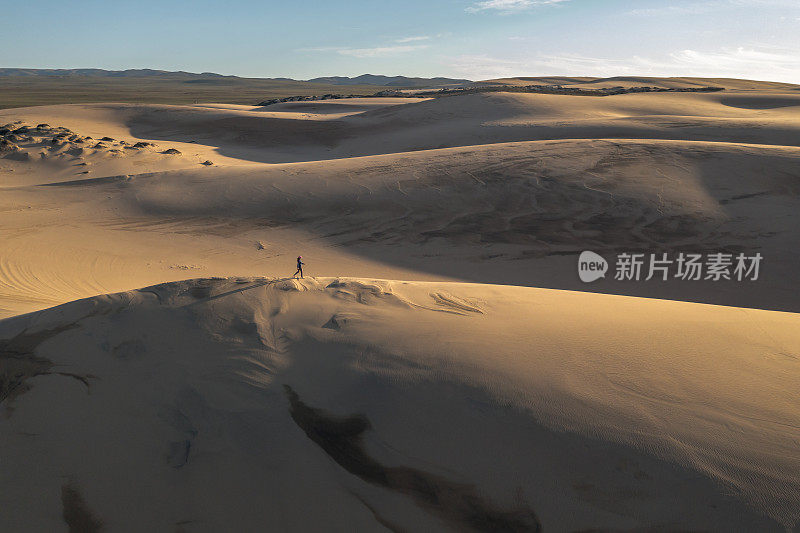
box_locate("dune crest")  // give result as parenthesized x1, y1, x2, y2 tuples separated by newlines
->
(1, 277, 798, 531)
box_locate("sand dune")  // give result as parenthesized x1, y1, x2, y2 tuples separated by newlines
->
(2, 78, 800, 531)
(1, 88, 799, 316)
(486, 76, 800, 91)
(5, 88, 800, 168)
(2, 133, 798, 314)
(1, 277, 798, 531)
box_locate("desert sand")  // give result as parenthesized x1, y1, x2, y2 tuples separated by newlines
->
(1, 77, 799, 531)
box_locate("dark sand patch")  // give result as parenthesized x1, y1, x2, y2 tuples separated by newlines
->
(284, 385, 541, 532)
(0, 324, 78, 407)
(62, 483, 103, 532)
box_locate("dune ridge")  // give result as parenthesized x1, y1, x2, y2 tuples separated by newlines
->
(1, 276, 798, 531)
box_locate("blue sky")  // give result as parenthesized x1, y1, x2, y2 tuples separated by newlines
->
(3, 0, 800, 82)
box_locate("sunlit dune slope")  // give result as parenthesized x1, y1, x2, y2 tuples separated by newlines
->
(0, 78, 798, 318)
(1, 277, 798, 531)
(1, 133, 798, 316)
(484, 76, 800, 91)
(4, 87, 800, 167)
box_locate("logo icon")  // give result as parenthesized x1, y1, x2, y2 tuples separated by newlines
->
(578, 251, 608, 282)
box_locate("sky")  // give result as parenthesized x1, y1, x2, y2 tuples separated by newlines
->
(3, 0, 800, 82)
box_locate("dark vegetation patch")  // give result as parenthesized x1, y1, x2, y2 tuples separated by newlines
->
(61, 483, 103, 532)
(284, 385, 541, 532)
(167, 439, 192, 468)
(405, 84, 724, 98)
(256, 84, 724, 106)
(0, 324, 80, 407)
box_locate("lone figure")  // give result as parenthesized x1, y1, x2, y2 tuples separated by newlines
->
(293, 256, 305, 278)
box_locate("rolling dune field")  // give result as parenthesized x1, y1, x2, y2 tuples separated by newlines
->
(1, 77, 799, 531)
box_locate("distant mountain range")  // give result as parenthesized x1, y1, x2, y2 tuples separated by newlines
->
(0, 69, 472, 87)
(0, 68, 234, 78)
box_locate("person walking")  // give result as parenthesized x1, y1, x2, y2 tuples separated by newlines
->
(293, 256, 305, 279)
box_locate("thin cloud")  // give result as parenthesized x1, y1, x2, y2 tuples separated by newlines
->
(338, 45, 429, 58)
(466, 0, 570, 14)
(298, 36, 435, 58)
(297, 46, 345, 53)
(445, 46, 800, 83)
(395, 36, 431, 43)
(626, 3, 719, 16)
(446, 54, 527, 79)
(668, 46, 800, 78)
(627, 0, 800, 15)
(297, 44, 429, 58)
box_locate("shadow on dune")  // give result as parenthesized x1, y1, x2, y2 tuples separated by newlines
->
(95, 97, 800, 312)
(122, 106, 350, 164)
(119, 93, 800, 165)
(88, 135, 799, 312)
(720, 95, 800, 109)
(284, 385, 542, 532)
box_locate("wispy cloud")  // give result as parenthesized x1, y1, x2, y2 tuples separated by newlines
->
(445, 46, 800, 83)
(297, 46, 344, 53)
(298, 44, 429, 58)
(627, 0, 800, 16)
(667, 46, 800, 78)
(446, 54, 527, 79)
(395, 36, 431, 43)
(338, 45, 429, 58)
(626, 3, 719, 16)
(298, 35, 435, 58)
(466, 0, 569, 14)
